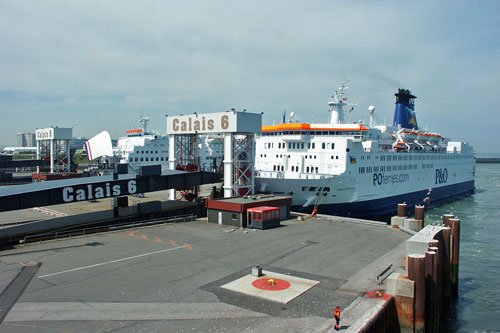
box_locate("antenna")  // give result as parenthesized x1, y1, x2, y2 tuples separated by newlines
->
(368, 106, 376, 127)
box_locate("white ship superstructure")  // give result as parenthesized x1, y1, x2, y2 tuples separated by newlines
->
(254, 82, 475, 217)
(115, 116, 169, 173)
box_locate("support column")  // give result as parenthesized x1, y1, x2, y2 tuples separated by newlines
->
(67, 139, 71, 173)
(168, 135, 176, 200)
(36, 140, 40, 174)
(50, 139, 54, 173)
(223, 133, 233, 197)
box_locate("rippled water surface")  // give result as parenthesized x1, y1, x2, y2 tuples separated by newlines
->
(424, 163, 500, 331)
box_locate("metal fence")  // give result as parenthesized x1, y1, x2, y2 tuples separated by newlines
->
(21, 214, 196, 245)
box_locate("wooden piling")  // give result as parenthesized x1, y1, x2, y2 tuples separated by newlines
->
(449, 218, 461, 298)
(441, 227, 452, 314)
(398, 203, 408, 217)
(429, 246, 440, 331)
(442, 214, 454, 227)
(408, 254, 426, 332)
(425, 251, 438, 332)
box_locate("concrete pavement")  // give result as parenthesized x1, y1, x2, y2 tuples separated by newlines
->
(0, 215, 409, 332)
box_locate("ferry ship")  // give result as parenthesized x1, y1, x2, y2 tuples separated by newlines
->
(115, 116, 169, 173)
(254, 82, 475, 217)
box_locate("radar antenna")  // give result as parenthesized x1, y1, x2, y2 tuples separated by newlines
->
(139, 115, 150, 133)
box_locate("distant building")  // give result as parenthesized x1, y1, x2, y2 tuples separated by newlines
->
(17, 133, 36, 147)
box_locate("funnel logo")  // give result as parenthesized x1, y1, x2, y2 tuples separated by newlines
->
(409, 112, 417, 127)
(350, 156, 357, 164)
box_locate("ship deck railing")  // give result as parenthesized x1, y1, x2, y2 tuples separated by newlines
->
(255, 170, 338, 180)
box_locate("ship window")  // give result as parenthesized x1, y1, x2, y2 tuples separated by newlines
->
(140, 157, 144, 161)
(302, 186, 308, 191)
(161, 157, 164, 161)
(156, 157, 159, 161)
(145, 157, 149, 161)
(312, 143, 315, 149)
(306, 166, 309, 172)
(314, 155, 317, 159)
(135, 158, 139, 161)
(322, 142, 325, 149)
(309, 187, 316, 191)
(301, 143, 304, 149)
(331, 156, 334, 159)
(331, 143, 335, 149)
(308, 143, 311, 149)
(281, 165, 284, 171)
(315, 167, 319, 173)
(336, 156, 339, 159)
(129, 158, 132, 161)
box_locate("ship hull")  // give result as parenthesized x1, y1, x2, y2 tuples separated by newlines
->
(291, 180, 475, 218)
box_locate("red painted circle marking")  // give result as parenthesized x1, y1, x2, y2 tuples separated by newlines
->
(366, 290, 392, 300)
(252, 278, 291, 291)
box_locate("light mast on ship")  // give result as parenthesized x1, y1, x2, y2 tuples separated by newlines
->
(328, 80, 350, 124)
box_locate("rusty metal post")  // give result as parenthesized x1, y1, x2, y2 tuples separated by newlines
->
(441, 226, 451, 314)
(449, 218, 461, 298)
(442, 214, 454, 227)
(408, 254, 426, 332)
(429, 246, 440, 331)
(425, 251, 438, 332)
(415, 204, 425, 223)
(398, 203, 408, 217)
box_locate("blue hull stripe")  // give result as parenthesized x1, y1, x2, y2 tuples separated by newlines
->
(294, 180, 475, 218)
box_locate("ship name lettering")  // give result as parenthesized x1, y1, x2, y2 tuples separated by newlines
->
(435, 168, 448, 184)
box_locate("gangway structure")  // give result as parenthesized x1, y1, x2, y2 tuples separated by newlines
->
(167, 110, 262, 198)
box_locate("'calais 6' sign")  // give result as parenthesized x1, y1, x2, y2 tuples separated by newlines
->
(166, 111, 262, 135)
(62, 180, 137, 202)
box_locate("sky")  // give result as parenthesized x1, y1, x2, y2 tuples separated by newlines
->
(0, 0, 499, 153)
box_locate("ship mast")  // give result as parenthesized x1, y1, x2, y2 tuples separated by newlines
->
(139, 115, 150, 134)
(328, 80, 349, 124)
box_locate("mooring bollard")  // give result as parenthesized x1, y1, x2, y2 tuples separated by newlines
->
(415, 205, 425, 223)
(449, 218, 461, 298)
(398, 203, 408, 217)
(408, 254, 426, 332)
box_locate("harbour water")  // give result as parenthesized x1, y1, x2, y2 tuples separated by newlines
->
(423, 162, 500, 331)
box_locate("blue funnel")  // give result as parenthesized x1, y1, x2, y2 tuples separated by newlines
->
(393, 89, 418, 130)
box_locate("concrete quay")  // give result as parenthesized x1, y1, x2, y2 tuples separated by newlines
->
(0, 215, 409, 332)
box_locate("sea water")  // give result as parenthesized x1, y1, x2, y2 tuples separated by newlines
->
(424, 162, 500, 331)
